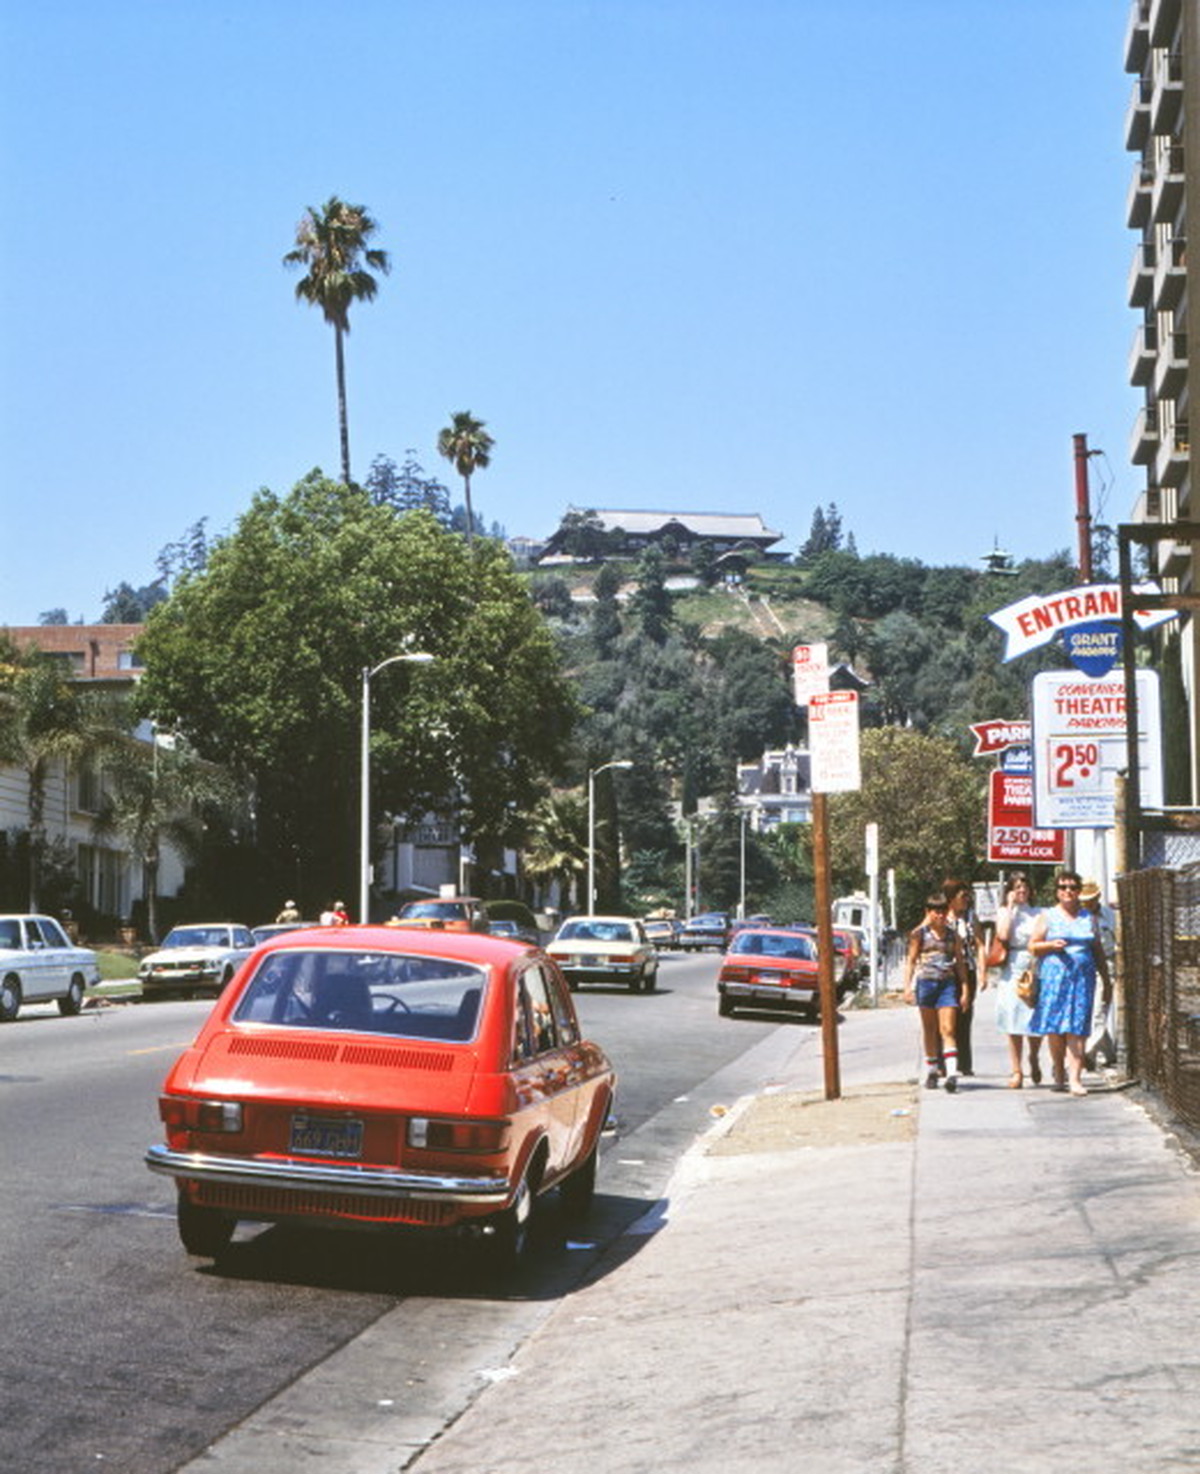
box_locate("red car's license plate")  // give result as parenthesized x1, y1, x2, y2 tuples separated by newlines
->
(290, 1114, 364, 1158)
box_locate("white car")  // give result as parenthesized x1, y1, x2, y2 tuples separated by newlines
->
(546, 915, 658, 993)
(138, 923, 255, 999)
(0, 914, 101, 1021)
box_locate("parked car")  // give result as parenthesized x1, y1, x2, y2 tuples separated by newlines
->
(546, 916, 658, 992)
(798, 925, 865, 999)
(641, 917, 681, 950)
(0, 914, 101, 1021)
(678, 913, 732, 951)
(251, 922, 315, 946)
(386, 896, 490, 933)
(487, 918, 540, 946)
(145, 926, 616, 1266)
(717, 926, 820, 1020)
(139, 924, 255, 999)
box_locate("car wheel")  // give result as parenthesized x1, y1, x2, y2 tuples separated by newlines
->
(219, 966, 234, 992)
(58, 974, 86, 1016)
(643, 965, 657, 993)
(485, 1174, 534, 1270)
(718, 993, 735, 1018)
(177, 1193, 236, 1258)
(0, 974, 21, 1023)
(559, 1141, 598, 1220)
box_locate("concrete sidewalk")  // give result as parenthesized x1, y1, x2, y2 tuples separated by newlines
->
(412, 996, 1200, 1474)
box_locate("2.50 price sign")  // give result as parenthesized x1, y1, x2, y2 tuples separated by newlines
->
(988, 770, 1064, 864)
(1031, 670, 1163, 829)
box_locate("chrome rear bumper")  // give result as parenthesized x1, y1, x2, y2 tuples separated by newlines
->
(145, 1144, 510, 1204)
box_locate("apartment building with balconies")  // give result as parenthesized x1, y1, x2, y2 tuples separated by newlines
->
(1125, 0, 1200, 797)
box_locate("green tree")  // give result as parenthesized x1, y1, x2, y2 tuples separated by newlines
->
(628, 546, 673, 644)
(437, 411, 494, 546)
(827, 727, 984, 924)
(284, 197, 390, 485)
(135, 475, 576, 908)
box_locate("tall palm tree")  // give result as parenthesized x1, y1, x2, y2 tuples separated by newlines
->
(284, 197, 390, 485)
(521, 791, 588, 913)
(437, 411, 494, 545)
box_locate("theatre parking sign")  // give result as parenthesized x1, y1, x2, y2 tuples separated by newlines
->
(1030, 669, 1163, 828)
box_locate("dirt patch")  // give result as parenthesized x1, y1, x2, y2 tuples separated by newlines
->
(708, 1080, 918, 1156)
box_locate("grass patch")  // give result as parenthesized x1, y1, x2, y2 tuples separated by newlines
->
(95, 949, 141, 981)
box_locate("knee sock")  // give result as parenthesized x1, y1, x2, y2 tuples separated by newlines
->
(942, 1048, 959, 1079)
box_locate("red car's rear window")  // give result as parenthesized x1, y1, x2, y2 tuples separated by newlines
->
(232, 949, 488, 1042)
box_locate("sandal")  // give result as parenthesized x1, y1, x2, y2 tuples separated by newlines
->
(1069, 1082, 1088, 1097)
(1029, 1058, 1043, 1086)
(1008, 1071, 1023, 1089)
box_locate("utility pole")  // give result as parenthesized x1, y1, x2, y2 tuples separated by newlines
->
(1073, 432, 1095, 583)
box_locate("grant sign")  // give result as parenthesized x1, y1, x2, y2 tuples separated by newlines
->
(1030, 669, 1163, 828)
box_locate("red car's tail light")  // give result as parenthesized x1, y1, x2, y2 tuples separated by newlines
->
(720, 967, 750, 982)
(160, 1097, 243, 1134)
(407, 1117, 509, 1153)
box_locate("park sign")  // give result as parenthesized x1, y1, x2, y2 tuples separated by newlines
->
(969, 719, 1031, 757)
(989, 583, 1174, 661)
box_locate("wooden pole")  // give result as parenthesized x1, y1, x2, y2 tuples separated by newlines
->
(812, 791, 841, 1100)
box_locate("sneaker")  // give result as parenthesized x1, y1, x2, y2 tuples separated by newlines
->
(924, 1070, 939, 1090)
(944, 1075, 958, 1094)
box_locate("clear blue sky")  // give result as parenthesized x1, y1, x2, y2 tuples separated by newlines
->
(1, 0, 1135, 625)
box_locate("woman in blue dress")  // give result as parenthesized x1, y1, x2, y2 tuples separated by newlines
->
(1028, 871, 1112, 1096)
(993, 872, 1043, 1088)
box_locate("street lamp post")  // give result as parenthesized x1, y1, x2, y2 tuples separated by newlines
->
(587, 759, 633, 914)
(360, 652, 434, 924)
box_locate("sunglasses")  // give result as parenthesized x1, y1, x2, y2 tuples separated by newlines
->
(1057, 882, 1080, 891)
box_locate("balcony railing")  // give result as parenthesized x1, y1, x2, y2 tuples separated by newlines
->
(1151, 51, 1184, 134)
(1153, 234, 1187, 310)
(1128, 237, 1156, 306)
(1126, 73, 1152, 151)
(1129, 319, 1159, 386)
(1127, 161, 1154, 228)
(1124, 0, 1150, 73)
(1153, 330, 1188, 399)
(1152, 142, 1185, 223)
(1131, 401, 1161, 465)
(1156, 418, 1190, 486)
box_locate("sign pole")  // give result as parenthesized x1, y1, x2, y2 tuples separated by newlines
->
(812, 791, 840, 1100)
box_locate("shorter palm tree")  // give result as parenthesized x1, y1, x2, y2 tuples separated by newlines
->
(94, 736, 246, 943)
(437, 411, 494, 545)
(521, 791, 588, 914)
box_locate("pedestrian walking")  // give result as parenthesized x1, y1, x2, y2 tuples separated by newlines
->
(942, 877, 986, 1075)
(1028, 871, 1112, 1096)
(992, 872, 1044, 1088)
(904, 893, 970, 1092)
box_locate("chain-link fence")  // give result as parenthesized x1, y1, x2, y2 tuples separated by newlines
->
(1118, 863, 1200, 1131)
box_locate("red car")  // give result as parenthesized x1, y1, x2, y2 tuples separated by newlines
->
(145, 926, 616, 1266)
(717, 926, 820, 1019)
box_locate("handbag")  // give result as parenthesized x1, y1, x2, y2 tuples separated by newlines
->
(985, 935, 1006, 969)
(1016, 967, 1038, 1006)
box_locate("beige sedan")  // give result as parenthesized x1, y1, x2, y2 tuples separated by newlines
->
(547, 915, 658, 993)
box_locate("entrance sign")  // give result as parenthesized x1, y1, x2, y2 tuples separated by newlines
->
(1030, 669, 1163, 828)
(809, 690, 861, 793)
(987, 769, 1066, 864)
(989, 584, 1174, 661)
(792, 643, 829, 707)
